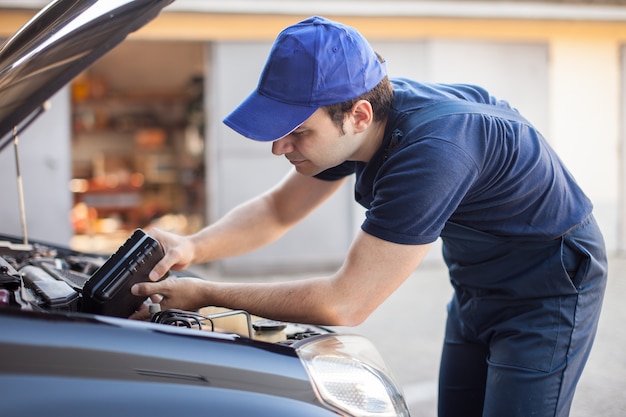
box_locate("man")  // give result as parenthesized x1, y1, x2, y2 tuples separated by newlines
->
(131, 16, 607, 417)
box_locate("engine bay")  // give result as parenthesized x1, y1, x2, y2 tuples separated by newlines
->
(0, 235, 328, 345)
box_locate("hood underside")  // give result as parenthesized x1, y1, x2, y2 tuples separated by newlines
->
(0, 0, 174, 146)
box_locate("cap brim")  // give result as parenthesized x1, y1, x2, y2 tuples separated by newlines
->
(223, 90, 318, 142)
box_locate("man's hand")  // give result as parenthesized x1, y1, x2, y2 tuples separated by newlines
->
(129, 276, 209, 320)
(146, 227, 196, 281)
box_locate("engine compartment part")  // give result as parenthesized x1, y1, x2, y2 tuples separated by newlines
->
(0, 235, 327, 345)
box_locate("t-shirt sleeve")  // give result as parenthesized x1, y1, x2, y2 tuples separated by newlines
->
(361, 138, 478, 245)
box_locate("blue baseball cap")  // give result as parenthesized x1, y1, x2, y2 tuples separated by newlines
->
(223, 16, 387, 142)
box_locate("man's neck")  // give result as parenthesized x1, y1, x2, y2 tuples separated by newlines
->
(355, 118, 388, 162)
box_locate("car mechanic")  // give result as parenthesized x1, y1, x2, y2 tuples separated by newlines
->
(130, 16, 608, 417)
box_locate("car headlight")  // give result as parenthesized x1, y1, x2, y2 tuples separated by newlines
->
(296, 334, 410, 417)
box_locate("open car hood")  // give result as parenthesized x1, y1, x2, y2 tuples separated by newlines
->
(0, 0, 174, 147)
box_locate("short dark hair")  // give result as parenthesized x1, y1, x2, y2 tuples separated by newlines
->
(323, 54, 393, 134)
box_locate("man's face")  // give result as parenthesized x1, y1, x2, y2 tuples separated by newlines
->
(271, 108, 359, 176)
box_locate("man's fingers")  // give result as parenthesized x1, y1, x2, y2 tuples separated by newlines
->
(132, 281, 158, 296)
(129, 302, 151, 320)
(149, 263, 168, 281)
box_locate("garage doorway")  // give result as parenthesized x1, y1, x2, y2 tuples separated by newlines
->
(69, 40, 207, 253)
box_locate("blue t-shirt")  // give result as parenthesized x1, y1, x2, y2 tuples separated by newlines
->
(316, 78, 593, 245)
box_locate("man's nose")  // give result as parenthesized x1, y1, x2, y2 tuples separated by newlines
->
(272, 136, 293, 155)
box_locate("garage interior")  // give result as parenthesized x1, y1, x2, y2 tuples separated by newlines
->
(69, 40, 206, 253)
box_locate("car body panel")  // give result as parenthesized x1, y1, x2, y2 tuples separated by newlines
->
(2, 376, 333, 417)
(0, 306, 336, 416)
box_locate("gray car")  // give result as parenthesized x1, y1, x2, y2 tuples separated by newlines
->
(0, 1, 410, 416)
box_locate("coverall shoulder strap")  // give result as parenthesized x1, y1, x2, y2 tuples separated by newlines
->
(405, 100, 532, 129)
(384, 100, 535, 159)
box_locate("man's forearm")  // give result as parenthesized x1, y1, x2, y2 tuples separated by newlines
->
(200, 276, 351, 326)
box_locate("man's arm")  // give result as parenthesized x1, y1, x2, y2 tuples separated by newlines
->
(146, 169, 347, 280)
(133, 229, 431, 326)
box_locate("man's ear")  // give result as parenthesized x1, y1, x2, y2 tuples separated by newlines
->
(350, 100, 374, 133)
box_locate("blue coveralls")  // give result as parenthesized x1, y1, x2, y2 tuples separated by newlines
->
(438, 217, 607, 416)
(315, 78, 608, 416)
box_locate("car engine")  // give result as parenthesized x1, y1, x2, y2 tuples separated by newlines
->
(0, 234, 328, 344)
